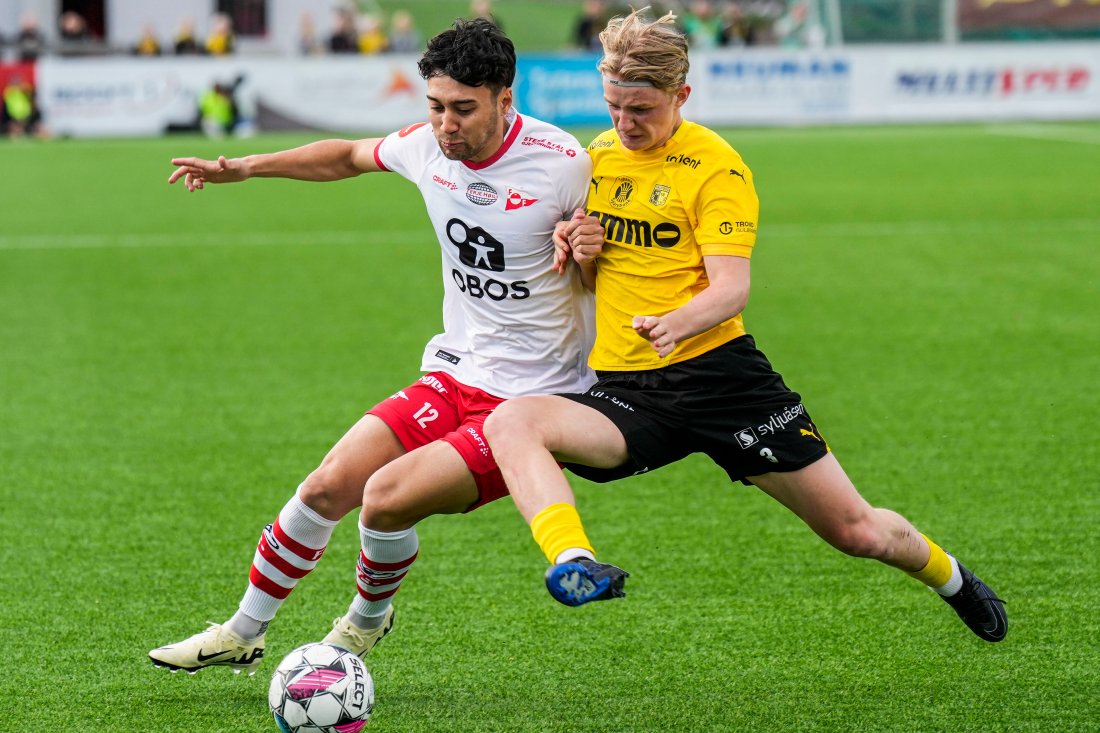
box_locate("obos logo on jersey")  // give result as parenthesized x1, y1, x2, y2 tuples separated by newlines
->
(447, 219, 505, 271)
(446, 218, 530, 301)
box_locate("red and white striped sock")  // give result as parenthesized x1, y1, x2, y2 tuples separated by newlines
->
(228, 486, 337, 640)
(346, 523, 419, 630)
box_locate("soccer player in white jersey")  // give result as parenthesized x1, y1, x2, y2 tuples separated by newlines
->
(149, 18, 595, 675)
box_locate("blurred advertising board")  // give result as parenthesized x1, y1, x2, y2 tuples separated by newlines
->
(33, 45, 1100, 138)
(853, 43, 1098, 122)
(37, 55, 427, 138)
(513, 54, 607, 127)
(687, 52, 854, 125)
(690, 43, 1100, 125)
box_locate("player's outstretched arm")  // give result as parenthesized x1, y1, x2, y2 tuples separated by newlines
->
(167, 138, 384, 192)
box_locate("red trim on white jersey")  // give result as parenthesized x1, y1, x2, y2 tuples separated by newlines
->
(463, 113, 524, 170)
(372, 140, 390, 172)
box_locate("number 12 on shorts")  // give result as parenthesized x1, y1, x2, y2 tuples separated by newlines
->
(413, 402, 439, 429)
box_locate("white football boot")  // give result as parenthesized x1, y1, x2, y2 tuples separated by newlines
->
(322, 605, 395, 657)
(149, 623, 265, 675)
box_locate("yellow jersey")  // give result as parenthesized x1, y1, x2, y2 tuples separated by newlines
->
(585, 120, 759, 371)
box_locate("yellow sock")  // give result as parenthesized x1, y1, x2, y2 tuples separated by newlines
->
(907, 533, 953, 587)
(530, 503, 594, 564)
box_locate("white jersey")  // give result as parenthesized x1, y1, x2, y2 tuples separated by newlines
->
(374, 109, 596, 399)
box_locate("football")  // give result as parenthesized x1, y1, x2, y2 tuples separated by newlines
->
(268, 643, 374, 733)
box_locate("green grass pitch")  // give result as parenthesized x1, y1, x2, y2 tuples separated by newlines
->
(2, 121, 1098, 732)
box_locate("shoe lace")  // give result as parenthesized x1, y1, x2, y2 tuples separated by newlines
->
(955, 581, 1006, 611)
(338, 619, 367, 648)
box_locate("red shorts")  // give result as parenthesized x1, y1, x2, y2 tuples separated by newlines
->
(367, 371, 508, 511)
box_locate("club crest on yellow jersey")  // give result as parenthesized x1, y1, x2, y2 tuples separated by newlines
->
(610, 177, 636, 208)
(649, 184, 671, 207)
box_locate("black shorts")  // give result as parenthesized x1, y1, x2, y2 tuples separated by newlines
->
(561, 335, 830, 485)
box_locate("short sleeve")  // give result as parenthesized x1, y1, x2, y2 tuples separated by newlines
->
(374, 121, 431, 182)
(697, 158, 759, 259)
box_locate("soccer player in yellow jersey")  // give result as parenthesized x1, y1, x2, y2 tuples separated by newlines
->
(485, 7, 1007, 642)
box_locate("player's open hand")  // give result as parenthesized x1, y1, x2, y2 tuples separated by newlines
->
(632, 315, 677, 358)
(168, 155, 248, 192)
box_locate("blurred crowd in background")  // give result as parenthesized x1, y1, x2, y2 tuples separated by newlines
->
(3, 0, 1094, 139)
(0, 1, 810, 63)
(0, 0, 814, 139)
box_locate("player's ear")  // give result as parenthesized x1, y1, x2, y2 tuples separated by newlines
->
(498, 86, 514, 113)
(674, 84, 691, 108)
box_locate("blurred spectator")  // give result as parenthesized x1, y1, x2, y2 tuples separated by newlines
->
(57, 10, 92, 56)
(15, 12, 47, 62)
(357, 14, 388, 55)
(2, 74, 47, 139)
(774, 0, 824, 48)
(573, 0, 605, 51)
(298, 12, 323, 55)
(205, 13, 235, 55)
(328, 8, 359, 53)
(470, 0, 503, 30)
(132, 24, 162, 56)
(199, 76, 243, 137)
(719, 2, 756, 47)
(174, 18, 202, 55)
(58, 10, 89, 42)
(681, 0, 723, 49)
(387, 10, 421, 53)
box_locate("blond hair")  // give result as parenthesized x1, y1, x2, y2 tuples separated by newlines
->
(597, 7, 689, 93)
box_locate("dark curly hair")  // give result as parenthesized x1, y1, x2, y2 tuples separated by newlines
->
(417, 17, 516, 95)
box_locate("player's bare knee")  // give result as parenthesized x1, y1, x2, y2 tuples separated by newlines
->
(823, 519, 889, 560)
(299, 464, 362, 520)
(484, 398, 542, 453)
(360, 470, 410, 532)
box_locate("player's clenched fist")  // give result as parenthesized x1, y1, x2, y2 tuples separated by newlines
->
(564, 210, 604, 265)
